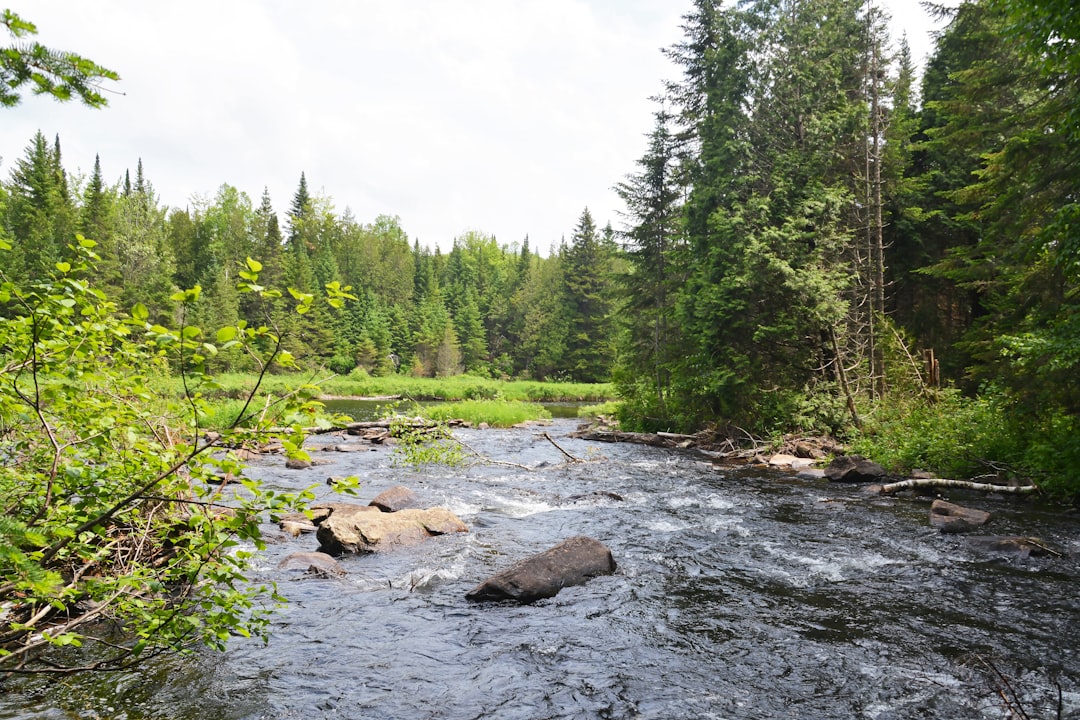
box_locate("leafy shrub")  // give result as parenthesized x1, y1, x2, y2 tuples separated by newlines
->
(0, 244, 357, 673)
(853, 390, 1013, 477)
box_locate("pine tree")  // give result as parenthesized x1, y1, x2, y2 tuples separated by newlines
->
(563, 208, 614, 382)
(918, 0, 1080, 412)
(615, 108, 685, 419)
(516, 251, 570, 380)
(1, 9, 119, 108)
(2, 130, 75, 278)
(112, 161, 173, 314)
(79, 154, 119, 293)
(287, 171, 310, 249)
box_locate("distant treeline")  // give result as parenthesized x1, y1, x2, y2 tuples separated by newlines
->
(0, 148, 619, 382)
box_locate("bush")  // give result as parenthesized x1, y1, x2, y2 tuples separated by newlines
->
(0, 244, 357, 673)
(852, 387, 1080, 499)
(326, 353, 357, 376)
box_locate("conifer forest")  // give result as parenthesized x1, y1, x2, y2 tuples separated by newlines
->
(2, 0, 1079, 495)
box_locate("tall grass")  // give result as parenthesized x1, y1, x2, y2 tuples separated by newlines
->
(155, 371, 616, 403)
(417, 400, 551, 428)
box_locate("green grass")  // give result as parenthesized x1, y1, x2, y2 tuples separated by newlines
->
(319, 373, 615, 402)
(578, 400, 621, 419)
(416, 399, 551, 428)
(151, 371, 607, 431)
(155, 371, 616, 403)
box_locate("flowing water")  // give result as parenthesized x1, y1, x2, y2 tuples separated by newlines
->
(3, 419, 1078, 719)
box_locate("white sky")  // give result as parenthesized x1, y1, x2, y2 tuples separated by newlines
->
(2, 0, 945, 255)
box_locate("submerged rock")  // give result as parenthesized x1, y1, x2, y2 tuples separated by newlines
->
(277, 551, 346, 576)
(465, 536, 617, 604)
(967, 536, 1055, 558)
(316, 505, 468, 555)
(929, 499, 992, 533)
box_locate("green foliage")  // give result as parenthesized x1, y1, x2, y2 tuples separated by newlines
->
(561, 208, 617, 382)
(577, 401, 620, 419)
(0, 240, 350, 673)
(1, 9, 119, 108)
(419, 399, 550, 428)
(852, 391, 1021, 479)
(387, 412, 466, 468)
(302, 373, 615, 403)
(851, 388, 1080, 498)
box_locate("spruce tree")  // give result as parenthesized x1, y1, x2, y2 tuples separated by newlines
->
(562, 208, 614, 382)
(2, 130, 76, 278)
(615, 108, 685, 421)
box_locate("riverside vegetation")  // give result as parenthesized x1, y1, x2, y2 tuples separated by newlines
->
(2, 0, 1079, 678)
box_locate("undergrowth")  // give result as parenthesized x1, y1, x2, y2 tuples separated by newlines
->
(852, 388, 1080, 500)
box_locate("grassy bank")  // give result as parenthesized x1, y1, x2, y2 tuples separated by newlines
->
(851, 389, 1080, 500)
(151, 372, 616, 431)
(418, 399, 551, 428)
(156, 371, 616, 403)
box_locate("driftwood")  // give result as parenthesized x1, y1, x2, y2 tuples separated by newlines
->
(542, 432, 584, 463)
(207, 418, 465, 442)
(870, 478, 1039, 495)
(570, 429, 697, 449)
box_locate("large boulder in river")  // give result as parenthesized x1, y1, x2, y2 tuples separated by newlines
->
(316, 504, 468, 555)
(929, 499, 992, 533)
(465, 536, 617, 604)
(825, 455, 886, 483)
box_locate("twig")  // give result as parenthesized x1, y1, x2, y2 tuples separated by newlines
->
(451, 436, 533, 471)
(542, 432, 583, 463)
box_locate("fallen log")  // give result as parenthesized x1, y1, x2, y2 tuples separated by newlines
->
(869, 478, 1038, 495)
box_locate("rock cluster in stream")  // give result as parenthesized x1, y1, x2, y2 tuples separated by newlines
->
(275, 489, 617, 603)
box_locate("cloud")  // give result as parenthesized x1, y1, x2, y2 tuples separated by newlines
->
(2, 0, 942, 253)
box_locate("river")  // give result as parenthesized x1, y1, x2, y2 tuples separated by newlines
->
(2, 418, 1078, 719)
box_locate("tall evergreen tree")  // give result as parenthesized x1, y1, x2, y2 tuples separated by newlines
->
(919, 0, 1080, 413)
(111, 161, 173, 314)
(615, 108, 685, 419)
(562, 208, 614, 382)
(287, 171, 311, 249)
(2, 130, 75, 277)
(517, 250, 570, 380)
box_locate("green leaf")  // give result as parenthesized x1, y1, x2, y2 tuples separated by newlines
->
(287, 287, 311, 302)
(245, 257, 263, 273)
(216, 326, 238, 343)
(131, 303, 149, 322)
(55, 261, 71, 273)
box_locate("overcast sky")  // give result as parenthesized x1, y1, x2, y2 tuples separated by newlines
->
(3, 0, 946, 254)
